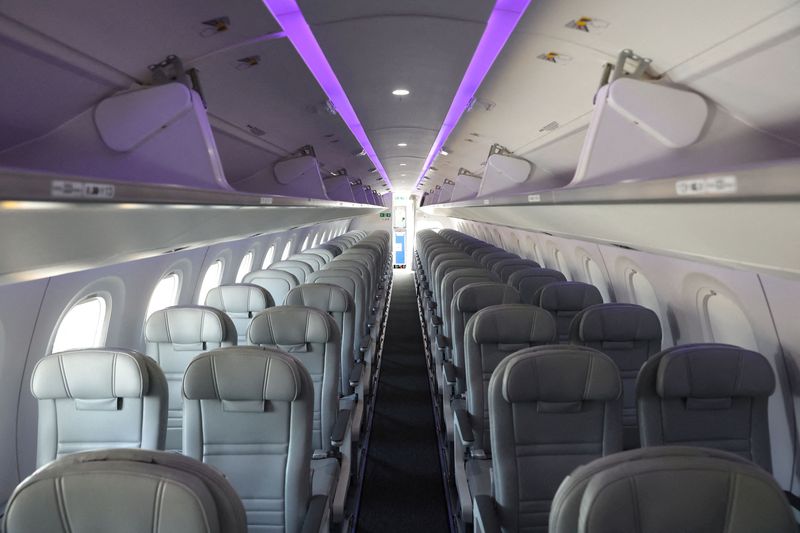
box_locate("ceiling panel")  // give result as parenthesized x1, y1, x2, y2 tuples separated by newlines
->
(1, 0, 281, 79)
(301, 0, 494, 25)
(0, 39, 118, 151)
(186, 38, 374, 183)
(299, 0, 495, 191)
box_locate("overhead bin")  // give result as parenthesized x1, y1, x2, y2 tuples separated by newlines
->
(273, 150, 330, 200)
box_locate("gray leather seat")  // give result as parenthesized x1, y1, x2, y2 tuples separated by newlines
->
(473, 345, 622, 533)
(492, 258, 541, 282)
(534, 281, 604, 342)
(205, 284, 273, 345)
(479, 251, 518, 270)
(2, 449, 248, 533)
(305, 247, 334, 263)
(285, 284, 357, 396)
(247, 307, 352, 519)
(455, 304, 557, 524)
(507, 268, 567, 304)
(182, 347, 327, 533)
(30, 348, 168, 467)
(269, 260, 313, 284)
(636, 343, 776, 471)
(144, 306, 236, 451)
(549, 447, 795, 533)
(549, 446, 754, 533)
(446, 282, 519, 396)
(242, 269, 299, 305)
(290, 253, 324, 271)
(569, 303, 662, 448)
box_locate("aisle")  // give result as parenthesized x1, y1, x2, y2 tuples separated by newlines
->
(356, 271, 450, 532)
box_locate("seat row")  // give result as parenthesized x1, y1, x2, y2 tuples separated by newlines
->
(413, 229, 787, 532)
(9, 229, 392, 533)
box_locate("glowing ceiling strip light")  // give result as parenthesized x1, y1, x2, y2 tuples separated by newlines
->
(261, 0, 392, 190)
(414, 0, 531, 190)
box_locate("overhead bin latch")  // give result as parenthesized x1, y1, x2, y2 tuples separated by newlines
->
(457, 167, 482, 179)
(598, 49, 653, 92)
(488, 143, 512, 157)
(148, 55, 207, 107)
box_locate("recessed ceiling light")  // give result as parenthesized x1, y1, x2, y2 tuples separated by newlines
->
(392, 88, 410, 96)
(440, 150, 449, 156)
(401, 173, 407, 176)
(399, 163, 407, 166)
(397, 143, 407, 147)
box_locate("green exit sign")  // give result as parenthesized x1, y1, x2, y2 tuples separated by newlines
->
(379, 212, 392, 218)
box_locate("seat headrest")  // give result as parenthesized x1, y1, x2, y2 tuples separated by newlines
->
(507, 267, 566, 287)
(145, 306, 234, 345)
(455, 282, 521, 313)
(3, 448, 247, 533)
(247, 306, 339, 346)
(32, 349, 149, 400)
(183, 347, 305, 402)
(269, 260, 312, 272)
(205, 284, 273, 314)
(579, 451, 795, 532)
(242, 269, 299, 286)
(470, 304, 557, 344)
(285, 283, 352, 313)
(657, 344, 775, 399)
(500, 346, 620, 403)
(572, 303, 662, 342)
(537, 281, 603, 310)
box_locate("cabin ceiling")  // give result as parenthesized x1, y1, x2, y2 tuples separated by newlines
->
(1, 0, 799, 196)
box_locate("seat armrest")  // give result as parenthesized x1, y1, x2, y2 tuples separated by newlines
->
(301, 494, 329, 533)
(454, 406, 474, 446)
(436, 334, 449, 350)
(442, 362, 457, 386)
(348, 361, 364, 388)
(473, 495, 501, 533)
(330, 409, 351, 449)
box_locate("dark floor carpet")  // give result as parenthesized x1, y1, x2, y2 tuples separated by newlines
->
(356, 272, 450, 533)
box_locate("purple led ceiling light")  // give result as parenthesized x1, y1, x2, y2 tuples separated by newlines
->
(261, 0, 392, 189)
(415, 0, 531, 190)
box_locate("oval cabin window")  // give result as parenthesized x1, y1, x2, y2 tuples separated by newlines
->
(235, 252, 254, 283)
(146, 273, 180, 318)
(197, 260, 223, 304)
(52, 295, 109, 353)
(262, 245, 276, 268)
(584, 257, 610, 301)
(701, 290, 758, 350)
(281, 240, 293, 260)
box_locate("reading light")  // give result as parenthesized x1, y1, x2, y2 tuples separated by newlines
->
(261, 0, 393, 190)
(414, 0, 531, 189)
(392, 88, 410, 96)
(440, 150, 449, 156)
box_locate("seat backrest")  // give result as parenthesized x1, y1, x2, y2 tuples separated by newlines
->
(325, 258, 373, 306)
(479, 251, 518, 270)
(290, 253, 324, 271)
(286, 283, 356, 396)
(574, 448, 795, 533)
(569, 303, 661, 448)
(550, 446, 754, 533)
(205, 284, 273, 345)
(242, 268, 299, 305)
(30, 349, 168, 467)
(248, 306, 340, 452)
(183, 347, 313, 533)
(535, 281, 604, 341)
(508, 267, 567, 304)
(305, 247, 334, 263)
(2, 448, 248, 533)
(636, 343, 776, 471)
(432, 257, 478, 307)
(269, 260, 313, 284)
(464, 304, 557, 450)
(471, 246, 502, 263)
(440, 268, 497, 340)
(307, 268, 368, 342)
(493, 258, 541, 282)
(490, 345, 622, 532)
(144, 305, 237, 451)
(450, 281, 518, 394)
